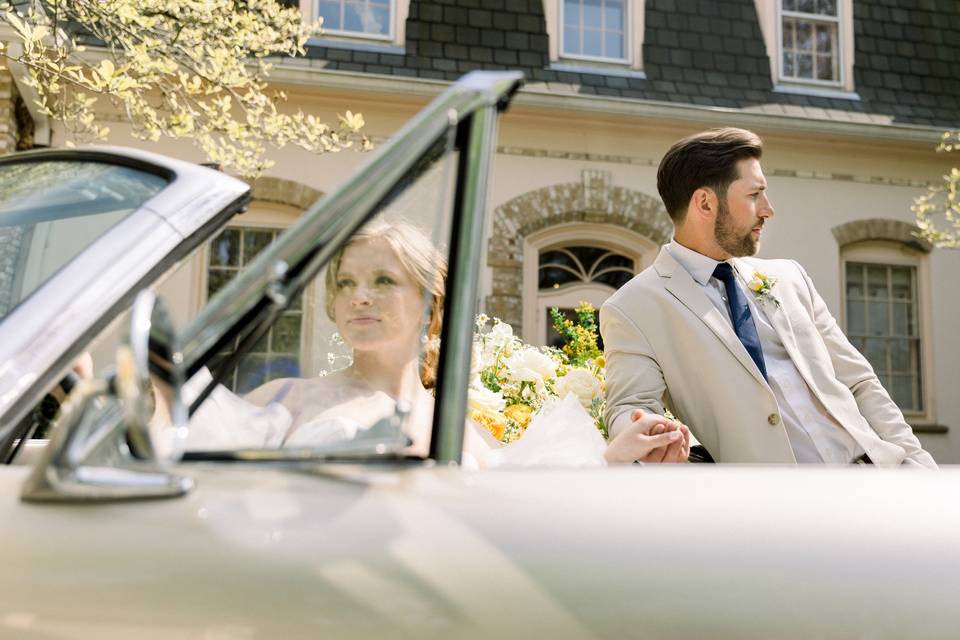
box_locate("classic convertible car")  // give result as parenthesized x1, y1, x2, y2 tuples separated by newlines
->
(1, 72, 958, 638)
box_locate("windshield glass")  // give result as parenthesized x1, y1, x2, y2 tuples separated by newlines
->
(181, 141, 458, 458)
(0, 160, 168, 321)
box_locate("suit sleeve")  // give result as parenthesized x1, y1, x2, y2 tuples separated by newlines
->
(793, 261, 936, 468)
(599, 300, 666, 439)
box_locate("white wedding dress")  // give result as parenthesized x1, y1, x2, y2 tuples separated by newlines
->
(184, 371, 607, 467)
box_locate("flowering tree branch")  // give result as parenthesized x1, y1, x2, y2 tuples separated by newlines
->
(0, 0, 370, 176)
(914, 131, 960, 248)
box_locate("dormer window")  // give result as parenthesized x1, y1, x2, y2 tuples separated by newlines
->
(317, 0, 394, 40)
(779, 0, 841, 85)
(560, 0, 628, 63)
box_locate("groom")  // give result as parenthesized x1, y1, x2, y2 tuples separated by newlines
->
(600, 127, 936, 467)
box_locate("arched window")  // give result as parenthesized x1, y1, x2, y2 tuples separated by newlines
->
(538, 245, 636, 349)
(522, 223, 657, 346)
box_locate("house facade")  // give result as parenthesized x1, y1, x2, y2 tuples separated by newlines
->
(3, 0, 960, 461)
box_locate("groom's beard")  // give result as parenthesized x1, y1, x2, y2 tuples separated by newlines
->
(714, 197, 760, 257)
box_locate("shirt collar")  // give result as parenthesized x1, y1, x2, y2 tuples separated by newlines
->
(666, 240, 727, 286)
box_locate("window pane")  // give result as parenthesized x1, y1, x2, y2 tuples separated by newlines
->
(889, 374, 917, 412)
(845, 263, 864, 298)
(604, 1, 624, 31)
(605, 32, 624, 59)
(782, 0, 797, 11)
(209, 228, 240, 267)
(782, 20, 794, 48)
(564, 0, 581, 27)
(797, 54, 813, 78)
(866, 265, 889, 299)
(782, 51, 795, 76)
(816, 24, 834, 53)
(796, 22, 813, 50)
(540, 249, 580, 273)
(892, 302, 915, 336)
(867, 301, 888, 336)
(207, 269, 235, 298)
(890, 338, 911, 372)
(796, 0, 815, 13)
(817, 0, 837, 15)
(890, 266, 914, 301)
(368, 4, 391, 35)
(846, 299, 865, 334)
(816, 55, 834, 80)
(563, 27, 581, 54)
(539, 267, 580, 289)
(584, 0, 602, 28)
(594, 269, 633, 290)
(344, 2, 364, 32)
(244, 229, 274, 263)
(273, 313, 302, 353)
(318, 1, 342, 30)
(863, 338, 886, 373)
(584, 29, 603, 56)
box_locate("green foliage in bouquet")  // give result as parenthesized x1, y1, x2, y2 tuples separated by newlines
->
(469, 303, 607, 445)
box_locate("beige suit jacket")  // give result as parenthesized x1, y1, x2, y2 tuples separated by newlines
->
(600, 247, 936, 468)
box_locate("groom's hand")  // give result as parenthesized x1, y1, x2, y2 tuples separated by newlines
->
(603, 409, 690, 464)
(630, 409, 689, 463)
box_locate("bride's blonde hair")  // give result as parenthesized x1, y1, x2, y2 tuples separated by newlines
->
(324, 219, 447, 388)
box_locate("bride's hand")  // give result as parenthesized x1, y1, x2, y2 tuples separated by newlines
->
(603, 409, 690, 464)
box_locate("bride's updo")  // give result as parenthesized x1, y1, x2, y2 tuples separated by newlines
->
(324, 220, 447, 388)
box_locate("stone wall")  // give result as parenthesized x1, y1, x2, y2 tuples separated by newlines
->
(485, 170, 671, 332)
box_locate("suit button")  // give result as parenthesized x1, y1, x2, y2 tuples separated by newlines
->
(767, 413, 780, 426)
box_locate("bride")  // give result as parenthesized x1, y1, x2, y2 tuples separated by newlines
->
(187, 220, 689, 466)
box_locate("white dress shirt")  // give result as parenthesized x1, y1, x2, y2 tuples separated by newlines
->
(666, 241, 864, 464)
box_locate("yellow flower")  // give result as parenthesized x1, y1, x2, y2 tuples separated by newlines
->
(594, 356, 605, 368)
(503, 403, 534, 429)
(469, 408, 508, 441)
(747, 278, 764, 292)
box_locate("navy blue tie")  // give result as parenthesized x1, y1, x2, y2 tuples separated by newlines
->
(712, 262, 768, 381)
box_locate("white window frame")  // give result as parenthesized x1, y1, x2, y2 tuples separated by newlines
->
(522, 223, 656, 345)
(754, 0, 856, 96)
(304, 0, 409, 46)
(840, 240, 935, 425)
(545, 0, 645, 71)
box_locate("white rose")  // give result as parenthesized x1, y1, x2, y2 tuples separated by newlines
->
(504, 347, 558, 384)
(488, 320, 515, 351)
(468, 384, 506, 414)
(555, 368, 603, 409)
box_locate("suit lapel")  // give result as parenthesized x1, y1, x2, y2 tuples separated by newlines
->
(655, 249, 768, 387)
(732, 259, 817, 386)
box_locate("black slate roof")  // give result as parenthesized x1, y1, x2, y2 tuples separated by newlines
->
(302, 0, 960, 129)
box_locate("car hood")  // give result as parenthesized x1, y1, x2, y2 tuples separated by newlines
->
(1, 463, 958, 638)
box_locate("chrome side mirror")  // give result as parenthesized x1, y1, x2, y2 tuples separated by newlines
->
(20, 290, 193, 503)
(122, 289, 188, 462)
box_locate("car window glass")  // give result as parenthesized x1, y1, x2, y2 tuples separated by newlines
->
(184, 148, 457, 458)
(0, 160, 168, 321)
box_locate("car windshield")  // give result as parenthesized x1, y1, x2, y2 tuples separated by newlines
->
(0, 159, 168, 321)
(179, 140, 458, 459)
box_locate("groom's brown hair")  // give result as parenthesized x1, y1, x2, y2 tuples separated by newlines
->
(657, 127, 763, 224)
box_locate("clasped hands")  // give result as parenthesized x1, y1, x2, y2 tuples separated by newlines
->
(603, 408, 691, 464)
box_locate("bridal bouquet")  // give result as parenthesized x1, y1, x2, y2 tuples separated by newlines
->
(468, 302, 607, 443)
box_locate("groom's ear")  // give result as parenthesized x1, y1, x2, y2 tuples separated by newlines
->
(689, 187, 718, 220)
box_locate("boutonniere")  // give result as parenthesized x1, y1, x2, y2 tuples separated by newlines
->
(747, 271, 780, 307)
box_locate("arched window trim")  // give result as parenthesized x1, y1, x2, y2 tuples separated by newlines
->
(522, 223, 657, 344)
(840, 239, 935, 425)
